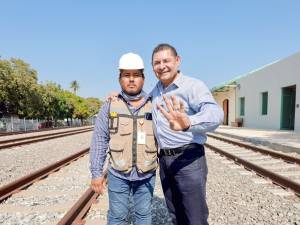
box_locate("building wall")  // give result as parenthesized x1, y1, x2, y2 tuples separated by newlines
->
(213, 88, 236, 126)
(236, 52, 300, 131)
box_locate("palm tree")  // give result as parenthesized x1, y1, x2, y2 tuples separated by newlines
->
(70, 80, 79, 95)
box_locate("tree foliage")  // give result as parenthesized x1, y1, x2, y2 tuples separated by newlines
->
(86, 97, 101, 116)
(0, 57, 101, 121)
(0, 58, 42, 117)
(70, 80, 79, 95)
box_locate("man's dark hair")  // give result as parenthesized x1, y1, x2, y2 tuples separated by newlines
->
(151, 43, 178, 63)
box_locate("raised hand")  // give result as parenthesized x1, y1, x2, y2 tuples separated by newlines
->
(157, 95, 190, 131)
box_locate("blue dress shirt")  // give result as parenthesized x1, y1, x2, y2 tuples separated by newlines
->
(150, 73, 224, 149)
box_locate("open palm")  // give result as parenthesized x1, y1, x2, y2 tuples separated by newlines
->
(157, 95, 190, 131)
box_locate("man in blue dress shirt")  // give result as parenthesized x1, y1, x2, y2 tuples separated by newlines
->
(151, 43, 224, 225)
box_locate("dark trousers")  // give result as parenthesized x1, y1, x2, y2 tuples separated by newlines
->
(159, 144, 209, 225)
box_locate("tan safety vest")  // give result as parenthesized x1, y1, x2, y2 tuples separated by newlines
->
(108, 98, 157, 173)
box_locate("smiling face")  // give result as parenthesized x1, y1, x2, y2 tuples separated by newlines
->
(119, 69, 144, 96)
(152, 49, 181, 87)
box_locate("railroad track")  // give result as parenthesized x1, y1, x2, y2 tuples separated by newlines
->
(0, 148, 170, 225)
(1, 132, 299, 224)
(57, 187, 98, 225)
(0, 148, 89, 203)
(56, 134, 300, 224)
(56, 175, 170, 225)
(0, 127, 93, 150)
(206, 133, 300, 196)
(0, 126, 82, 137)
(0, 148, 92, 225)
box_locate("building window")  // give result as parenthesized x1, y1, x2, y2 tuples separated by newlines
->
(240, 97, 245, 116)
(261, 92, 268, 115)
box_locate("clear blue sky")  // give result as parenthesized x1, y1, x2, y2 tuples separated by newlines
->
(1, 1, 300, 100)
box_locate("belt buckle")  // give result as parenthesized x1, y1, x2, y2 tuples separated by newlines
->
(163, 149, 173, 156)
(166, 149, 176, 156)
(165, 149, 171, 156)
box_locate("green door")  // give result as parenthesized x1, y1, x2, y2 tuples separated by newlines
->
(281, 85, 296, 130)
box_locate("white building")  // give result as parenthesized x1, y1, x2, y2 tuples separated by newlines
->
(212, 52, 300, 132)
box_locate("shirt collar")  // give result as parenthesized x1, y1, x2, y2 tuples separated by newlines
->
(157, 72, 184, 92)
(173, 72, 184, 87)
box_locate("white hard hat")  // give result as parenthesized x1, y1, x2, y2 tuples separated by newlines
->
(119, 52, 144, 70)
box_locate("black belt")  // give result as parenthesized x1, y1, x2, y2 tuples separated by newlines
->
(159, 143, 203, 157)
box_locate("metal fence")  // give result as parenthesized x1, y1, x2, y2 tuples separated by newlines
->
(0, 116, 95, 132)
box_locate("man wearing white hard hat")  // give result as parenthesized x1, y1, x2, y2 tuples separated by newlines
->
(89, 53, 157, 225)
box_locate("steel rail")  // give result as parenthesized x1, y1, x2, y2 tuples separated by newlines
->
(0, 128, 93, 150)
(0, 126, 86, 137)
(0, 148, 89, 202)
(57, 188, 99, 225)
(0, 127, 92, 144)
(207, 133, 300, 165)
(205, 143, 300, 196)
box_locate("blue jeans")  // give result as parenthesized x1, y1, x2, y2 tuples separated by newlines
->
(107, 172, 155, 225)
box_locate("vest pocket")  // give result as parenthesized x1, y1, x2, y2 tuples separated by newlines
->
(144, 134, 157, 152)
(119, 118, 132, 135)
(109, 141, 129, 172)
(139, 135, 157, 172)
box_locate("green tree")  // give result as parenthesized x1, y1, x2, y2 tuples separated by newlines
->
(73, 95, 89, 124)
(70, 80, 79, 95)
(40, 81, 68, 124)
(0, 59, 13, 115)
(85, 97, 102, 117)
(60, 90, 76, 125)
(0, 58, 42, 117)
(0, 56, 100, 124)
